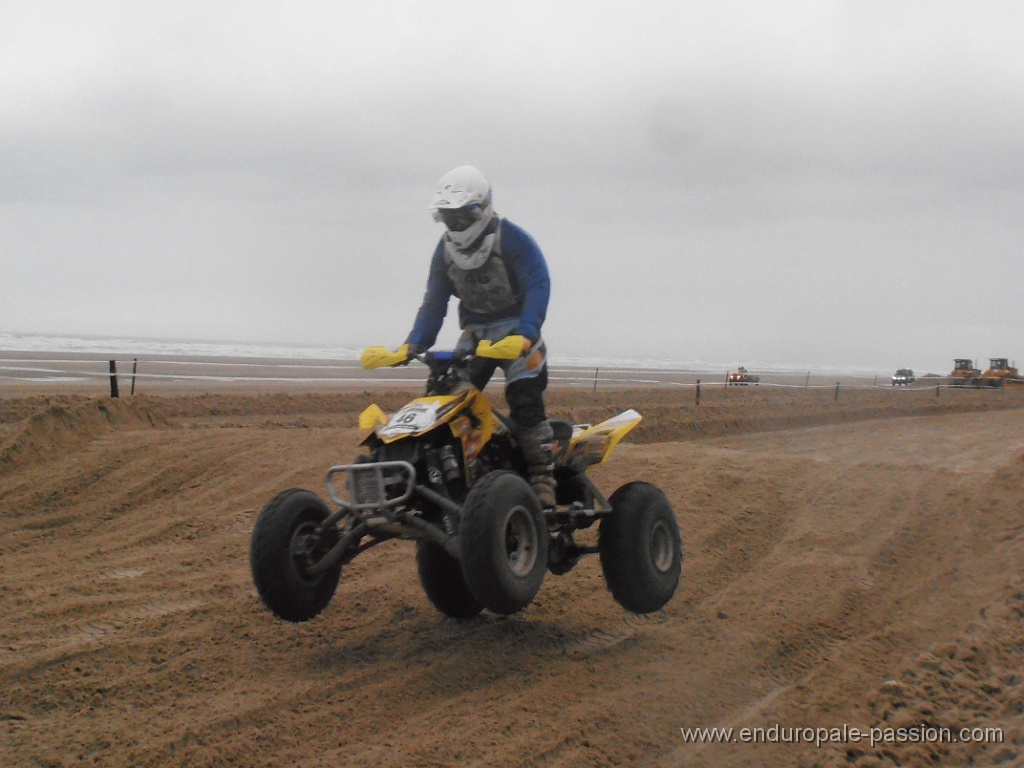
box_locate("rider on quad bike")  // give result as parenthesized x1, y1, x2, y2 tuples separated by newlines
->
(248, 167, 683, 624)
(378, 165, 556, 508)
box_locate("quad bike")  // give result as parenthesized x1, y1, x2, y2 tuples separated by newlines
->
(249, 346, 682, 622)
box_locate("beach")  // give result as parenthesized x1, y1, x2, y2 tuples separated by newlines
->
(2, 370, 1023, 767)
(0, 346, 944, 396)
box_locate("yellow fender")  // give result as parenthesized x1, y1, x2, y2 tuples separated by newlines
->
(567, 409, 642, 467)
(358, 404, 389, 431)
(359, 391, 493, 445)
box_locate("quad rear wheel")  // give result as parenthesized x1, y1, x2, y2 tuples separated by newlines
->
(416, 540, 484, 619)
(459, 471, 549, 615)
(250, 488, 341, 622)
(599, 482, 682, 613)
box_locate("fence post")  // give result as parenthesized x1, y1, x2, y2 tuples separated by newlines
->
(131, 358, 138, 395)
(834, 381, 840, 401)
(696, 378, 701, 405)
(936, 383, 940, 397)
(593, 367, 598, 391)
(805, 371, 810, 388)
(109, 360, 119, 398)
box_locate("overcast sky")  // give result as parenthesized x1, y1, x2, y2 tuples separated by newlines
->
(1, 0, 1020, 373)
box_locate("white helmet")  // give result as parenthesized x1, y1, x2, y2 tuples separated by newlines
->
(430, 165, 491, 210)
(429, 165, 496, 252)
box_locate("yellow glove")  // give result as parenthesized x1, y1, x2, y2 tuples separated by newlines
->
(360, 343, 415, 369)
(476, 335, 532, 360)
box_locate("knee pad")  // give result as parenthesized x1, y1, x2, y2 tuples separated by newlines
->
(506, 375, 547, 428)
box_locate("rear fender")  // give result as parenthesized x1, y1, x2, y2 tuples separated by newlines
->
(565, 409, 642, 469)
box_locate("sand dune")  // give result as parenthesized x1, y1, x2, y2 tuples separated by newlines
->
(2, 387, 1023, 767)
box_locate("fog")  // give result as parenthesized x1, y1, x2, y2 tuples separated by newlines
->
(2, 1, 1021, 374)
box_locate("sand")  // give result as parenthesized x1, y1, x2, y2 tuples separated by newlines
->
(2, 380, 1024, 767)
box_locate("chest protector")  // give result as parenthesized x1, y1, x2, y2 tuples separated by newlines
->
(445, 222, 520, 316)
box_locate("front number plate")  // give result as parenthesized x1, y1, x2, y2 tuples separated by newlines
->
(380, 402, 439, 438)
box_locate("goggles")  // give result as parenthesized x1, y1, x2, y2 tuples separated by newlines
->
(434, 205, 481, 232)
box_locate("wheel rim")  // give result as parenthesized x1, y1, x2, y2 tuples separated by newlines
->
(649, 519, 675, 573)
(503, 505, 539, 577)
(290, 519, 327, 583)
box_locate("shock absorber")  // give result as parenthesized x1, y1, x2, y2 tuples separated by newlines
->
(439, 444, 462, 482)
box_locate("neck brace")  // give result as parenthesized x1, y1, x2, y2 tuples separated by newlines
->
(443, 210, 499, 269)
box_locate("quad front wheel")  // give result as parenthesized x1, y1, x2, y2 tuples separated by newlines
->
(250, 488, 341, 622)
(459, 471, 549, 615)
(599, 482, 682, 613)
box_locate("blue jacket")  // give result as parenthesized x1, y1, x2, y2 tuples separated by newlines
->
(406, 218, 550, 348)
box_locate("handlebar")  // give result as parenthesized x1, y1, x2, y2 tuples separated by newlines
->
(361, 340, 525, 370)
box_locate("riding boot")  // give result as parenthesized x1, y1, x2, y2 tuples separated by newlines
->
(517, 420, 557, 508)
